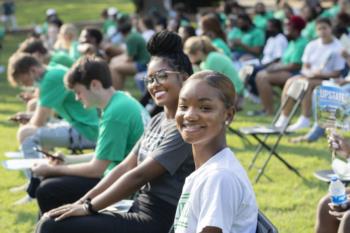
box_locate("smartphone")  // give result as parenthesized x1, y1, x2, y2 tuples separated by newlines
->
(33, 147, 64, 162)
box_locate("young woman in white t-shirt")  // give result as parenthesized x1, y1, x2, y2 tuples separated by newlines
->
(276, 17, 346, 131)
(174, 70, 258, 233)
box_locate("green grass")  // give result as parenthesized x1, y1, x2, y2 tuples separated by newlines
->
(0, 1, 333, 233)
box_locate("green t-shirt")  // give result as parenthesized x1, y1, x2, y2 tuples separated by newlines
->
(69, 41, 80, 61)
(50, 50, 75, 68)
(228, 27, 265, 53)
(103, 19, 116, 34)
(201, 51, 243, 95)
(96, 91, 149, 176)
(212, 38, 231, 58)
(302, 21, 317, 41)
(281, 36, 308, 65)
(253, 12, 274, 30)
(320, 4, 340, 18)
(38, 66, 99, 141)
(126, 32, 150, 65)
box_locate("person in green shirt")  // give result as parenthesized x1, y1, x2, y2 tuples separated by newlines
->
(253, 2, 274, 30)
(255, 15, 307, 115)
(200, 13, 231, 58)
(54, 23, 80, 62)
(184, 36, 244, 109)
(228, 13, 265, 60)
(109, 14, 150, 90)
(300, 4, 319, 41)
(31, 57, 149, 213)
(7, 53, 99, 172)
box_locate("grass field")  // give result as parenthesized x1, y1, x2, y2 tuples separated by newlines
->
(0, 1, 333, 233)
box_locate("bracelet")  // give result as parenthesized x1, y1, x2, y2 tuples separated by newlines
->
(84, 199, 99, 215)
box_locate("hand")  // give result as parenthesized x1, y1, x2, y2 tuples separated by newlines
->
(342, 50, 350, 59)
(18, 92, 34, 102)
(31, 162, 54, 177)
(327, 132, 350, 159)
(45, 203, 89, 221)
(329, 200, 350, 220)
(47, 152, 65, 165)
(9, 112, 32, 124)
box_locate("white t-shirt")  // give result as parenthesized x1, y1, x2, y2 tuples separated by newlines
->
(301, 37, 345, 75)
(174, 148, 258, 233)
(142, 29, 155, 43)
(261, 33, 288, 65)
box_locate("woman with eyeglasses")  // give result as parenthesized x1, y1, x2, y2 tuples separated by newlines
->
(36, 30, 194, 233)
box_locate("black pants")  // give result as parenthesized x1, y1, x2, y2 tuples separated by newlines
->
(36, 176, 100, 213)
(36, 192, 176, 233)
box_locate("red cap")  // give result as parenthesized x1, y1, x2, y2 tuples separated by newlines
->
(288, 15, 306, 32)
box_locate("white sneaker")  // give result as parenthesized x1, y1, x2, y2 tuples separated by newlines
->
(13, 195, 32, 205)
(287, 117, 310, 132)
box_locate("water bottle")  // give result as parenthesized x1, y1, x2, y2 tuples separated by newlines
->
(329, 176, 347, 206)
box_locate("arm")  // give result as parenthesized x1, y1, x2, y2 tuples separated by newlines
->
(29, 105, 52, 127)
(201, 227, 222, 233)
(237, 42, 262, 56)
(91, 156, 167, 210)
(79, 151, 138, 201)
(267, 62, 301, 73)
(310, 70, 341, 79)
(32, 156, 110, 178)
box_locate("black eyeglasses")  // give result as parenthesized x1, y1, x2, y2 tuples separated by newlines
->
(143, 69, 181, 86)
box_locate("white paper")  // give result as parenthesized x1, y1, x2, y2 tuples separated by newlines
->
(340, 34, 350, 54)
(2, 159, 47, 170)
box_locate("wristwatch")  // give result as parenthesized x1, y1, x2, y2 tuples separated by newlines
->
(83, 199, 99, 214)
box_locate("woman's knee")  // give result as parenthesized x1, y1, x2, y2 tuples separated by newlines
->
(36, 217, 60, 233)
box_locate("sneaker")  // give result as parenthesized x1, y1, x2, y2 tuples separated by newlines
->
(287, 117, 310, 132)
(247, 93, 261, 104)
(13, 195, 32, 205)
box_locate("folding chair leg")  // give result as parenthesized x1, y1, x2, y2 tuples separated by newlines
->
(255, 151, 274, 183)
(227, 127, 251, 146)
(248, 134, 270, 171)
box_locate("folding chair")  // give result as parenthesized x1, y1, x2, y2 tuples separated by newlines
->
(239, 79, 309, 183)
(256, 210, 279, 233)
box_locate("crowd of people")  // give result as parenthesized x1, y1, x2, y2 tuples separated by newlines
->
(5, 0, 350, 232)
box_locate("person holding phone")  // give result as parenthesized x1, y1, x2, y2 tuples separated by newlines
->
(35, 30, 194, 233)
(31, 57, 149, 213)
(174, 71, 258, 233)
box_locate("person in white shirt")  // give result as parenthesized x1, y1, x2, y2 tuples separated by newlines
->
(245, 18, 288, 100)
(174, 70, 258, 233)
(275, 17, 346, 131)
(138, 16, 156, 43)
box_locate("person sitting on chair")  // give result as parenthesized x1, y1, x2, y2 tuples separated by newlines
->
(31, 57, 149, 213)
(174, 70, 258, 233)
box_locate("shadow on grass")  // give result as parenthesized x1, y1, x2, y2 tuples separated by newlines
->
(12, 209, 37, 225)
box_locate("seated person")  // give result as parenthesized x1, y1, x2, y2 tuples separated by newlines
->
(200, 13, 231, 58)
(31, 57, 149, 213)
(109, 14, 150, 90)
(315, 133, 350, 233)
(253, 2, 274, 30)
(228, 13, 265, 62)
(300, 3, 319, 42)
(7, 53, 99, 173)
(245, 18, 288, 98)
(178, 25, 196, 45)
(53, 23, 80, 62)
(77, 27, 105, 59)
(275, 18, 345, 130)
(254, 15, 307, 116)
(174, 70, 258, 233)
(35, 30, 194, 233)
(184, 36, 244, 109)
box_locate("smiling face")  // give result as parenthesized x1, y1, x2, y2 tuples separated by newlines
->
(146, 57, 184, 108)
(176, 78, 233, 146)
